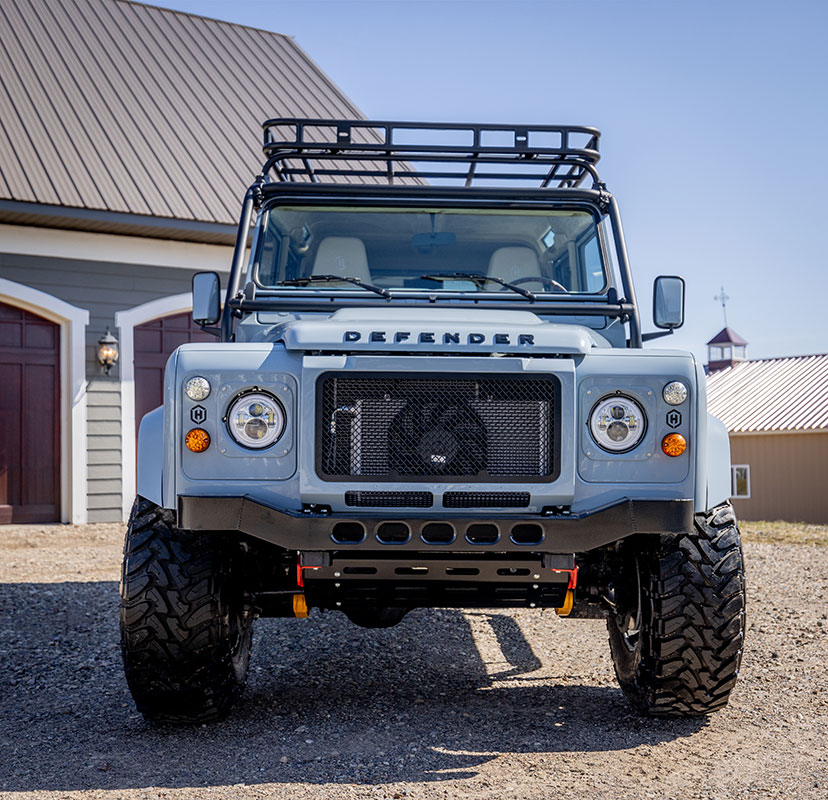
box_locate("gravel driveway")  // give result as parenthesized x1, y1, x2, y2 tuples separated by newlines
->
(1, 524, 827, 800)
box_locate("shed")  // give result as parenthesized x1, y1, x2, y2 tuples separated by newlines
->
(706, 354, 828, 523)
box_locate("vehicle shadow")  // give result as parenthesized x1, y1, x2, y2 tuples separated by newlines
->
(0, 580, 706, 792)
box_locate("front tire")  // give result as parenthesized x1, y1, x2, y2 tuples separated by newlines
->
(120, 497, 253, 724)
(607, 502, 746, 717)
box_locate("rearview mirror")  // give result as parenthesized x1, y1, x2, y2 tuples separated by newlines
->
(653, 275, 685, 329)
(192, 272, 221, 326)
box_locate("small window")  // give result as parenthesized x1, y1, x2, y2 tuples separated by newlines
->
(731, 465, 750, 498)
(580, 235, 605, 293)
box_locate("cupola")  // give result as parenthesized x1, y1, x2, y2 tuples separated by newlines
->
(706, 327, 748, 373)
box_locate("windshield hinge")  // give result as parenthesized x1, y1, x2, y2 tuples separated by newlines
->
(594, 182, 611, 212)
(251, 174, 265, 209)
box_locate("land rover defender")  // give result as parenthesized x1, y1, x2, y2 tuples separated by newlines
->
(120, 120, 745, 723)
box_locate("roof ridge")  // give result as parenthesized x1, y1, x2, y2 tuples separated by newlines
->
(736, 352, 828, 365)
(114, 0, 293, 40)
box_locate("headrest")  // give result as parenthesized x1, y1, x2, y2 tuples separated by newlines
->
(311, 237, 371, 283)
(486, 246, 542, 284)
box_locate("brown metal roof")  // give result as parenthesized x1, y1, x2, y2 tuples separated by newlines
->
(707, 354, 828, 433)
(0, 0, 369, 230)
(707, 326, 748, 346)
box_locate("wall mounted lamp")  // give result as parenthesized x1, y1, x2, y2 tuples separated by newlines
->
(97, 328, 120, 375)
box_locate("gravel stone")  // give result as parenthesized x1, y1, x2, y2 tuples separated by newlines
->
(1, 523, 827, 799)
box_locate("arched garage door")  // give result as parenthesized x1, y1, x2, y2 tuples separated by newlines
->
(133, 312, 213, 439)
(0, 302, 60, 523)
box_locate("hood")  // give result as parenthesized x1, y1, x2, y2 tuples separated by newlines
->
(266, 308, 608, 354)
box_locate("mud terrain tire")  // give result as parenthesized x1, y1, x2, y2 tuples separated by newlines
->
(120, 496, 252, 724)
(607, 502, 746, 716)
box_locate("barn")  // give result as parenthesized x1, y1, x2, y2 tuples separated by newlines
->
(707, 351, 828, 524)
(0, 0, 366, 524)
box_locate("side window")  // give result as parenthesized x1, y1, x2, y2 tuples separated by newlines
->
(731, 465, 750, 499)
(580, 235, 605, 293)
(256, 232, 279, 285)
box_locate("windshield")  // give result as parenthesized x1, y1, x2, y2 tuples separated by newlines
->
(254, 206, 607, 295)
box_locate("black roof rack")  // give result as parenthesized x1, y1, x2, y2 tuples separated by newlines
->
(261, 119, 602, 189)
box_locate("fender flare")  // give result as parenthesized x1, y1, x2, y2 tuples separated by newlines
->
(137, 406, 164, 507)
(706, 413, 732, 509)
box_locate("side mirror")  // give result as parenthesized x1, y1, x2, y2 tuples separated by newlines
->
(192, 272, 221, 326)
(653, 275, 685, 329)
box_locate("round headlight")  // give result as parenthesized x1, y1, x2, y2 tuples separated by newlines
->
(185, 376, 211, 401)
(589, 394, 647, 453)
(226, 391, 286, 449)
(663, 381, 688, 406)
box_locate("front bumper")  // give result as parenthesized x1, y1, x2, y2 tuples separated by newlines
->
(178, 496, 694, 553)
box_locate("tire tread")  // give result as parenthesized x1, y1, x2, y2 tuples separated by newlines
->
(120, 496, 251, 725)
(608, 502, 746, 717)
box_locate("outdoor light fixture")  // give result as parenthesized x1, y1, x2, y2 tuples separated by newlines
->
(97, 328, 120, 375)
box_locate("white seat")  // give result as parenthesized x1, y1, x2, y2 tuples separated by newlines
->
(486, 246, 542, 285)
(311, 237, 372, 283)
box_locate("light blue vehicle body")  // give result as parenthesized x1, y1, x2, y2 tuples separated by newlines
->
(121, 121, 746, 725)
(138, 308, 731, 541)
(136, 119, 733, 555)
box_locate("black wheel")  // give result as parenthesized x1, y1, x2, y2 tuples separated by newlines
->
(120, 496, 253, 724)
(607, 502, 746, 717)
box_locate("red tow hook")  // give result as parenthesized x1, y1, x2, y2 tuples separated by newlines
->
(296, 563, 322, 588)
(551, 565, 578, 616)
(551, 564, 578, 590)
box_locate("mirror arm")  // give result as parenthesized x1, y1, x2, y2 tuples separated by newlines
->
(195, 324, 222, 338)
(641, 329, 674, 342)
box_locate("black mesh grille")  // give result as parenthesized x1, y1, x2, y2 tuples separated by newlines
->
(318, 373, 558, 481)
(345, 491, 433, 508)
(443, 492, 531, 508)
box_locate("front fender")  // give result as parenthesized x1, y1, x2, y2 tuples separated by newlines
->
(137, 406, 164, 507)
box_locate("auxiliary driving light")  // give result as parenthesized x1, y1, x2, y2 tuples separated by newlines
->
(662, 433, 687, 457)
(662, 381, 688, 406)
(588, 394, 647, 453)
(185, 428, 211, 453)
(185, 376, 211, 401)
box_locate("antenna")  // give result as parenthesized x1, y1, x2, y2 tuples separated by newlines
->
(714, 286, 730, 327)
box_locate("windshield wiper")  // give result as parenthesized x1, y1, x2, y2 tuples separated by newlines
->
(421, 272, 535, 301)
(278, 274, 391, 300)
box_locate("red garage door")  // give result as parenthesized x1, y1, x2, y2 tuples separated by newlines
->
(133, 312, 213, 439)
(0, 302, 61, 524)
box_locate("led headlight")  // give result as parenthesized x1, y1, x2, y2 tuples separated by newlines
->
(589, 394, 647, 453)
(663, 381, 688, 406)
(185, 376, 211, 401)
(226, 390, 285, 449)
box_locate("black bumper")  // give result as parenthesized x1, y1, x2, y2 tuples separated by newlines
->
(177, 496, 695, 553)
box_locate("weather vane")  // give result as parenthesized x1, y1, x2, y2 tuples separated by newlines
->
(714, 286, 730, 327)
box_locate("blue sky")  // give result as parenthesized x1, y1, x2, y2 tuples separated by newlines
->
(155, 0, 828, 364)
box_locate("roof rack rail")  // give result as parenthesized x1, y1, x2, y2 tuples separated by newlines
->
(261, 119, 602, 189)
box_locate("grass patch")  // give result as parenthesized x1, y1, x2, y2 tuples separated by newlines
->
(740, 520, 828, 546)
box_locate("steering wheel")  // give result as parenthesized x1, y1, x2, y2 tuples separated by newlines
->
(507, 276, 569, 293)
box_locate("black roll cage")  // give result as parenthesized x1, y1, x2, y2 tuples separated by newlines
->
(220, 119, 642, 347)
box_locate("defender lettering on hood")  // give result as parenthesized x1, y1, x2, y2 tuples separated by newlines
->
(266, 308, 607, 353)
(344, 330, 536, 346)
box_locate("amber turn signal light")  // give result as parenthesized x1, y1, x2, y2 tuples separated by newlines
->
(662, 433, 687, 457)
(185, 428, 210, 453)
